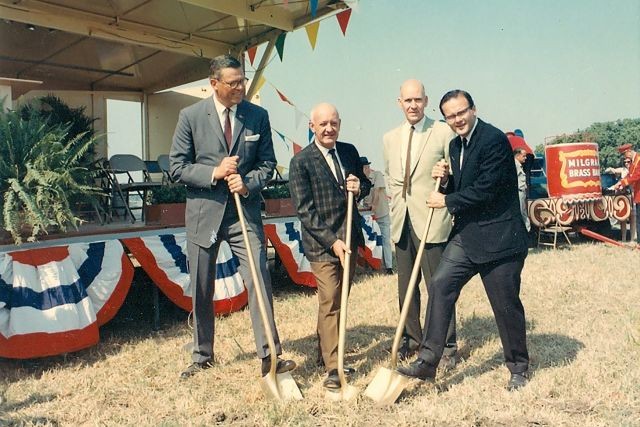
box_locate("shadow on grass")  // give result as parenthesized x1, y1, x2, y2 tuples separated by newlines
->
(0, 393, 59, 426)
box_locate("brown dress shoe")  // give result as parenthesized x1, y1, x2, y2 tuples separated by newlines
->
(323, 369, 341, 390)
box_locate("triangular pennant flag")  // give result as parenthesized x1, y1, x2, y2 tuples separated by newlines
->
(276, 165, 286, 176)
(274, 130, 289, 151)
(253, 75, 266, 94)
(336, 9, 352, 36)
(293, 142, 302, 154)
(276, 89, 294, 106)
(294, 108, 303, 129)
(247, 46, 257, 65)
(275, 33, 286, 61)
(310, 0, 318, 18)
(305, 21, 320, 50)
(308, 128, 314, 143)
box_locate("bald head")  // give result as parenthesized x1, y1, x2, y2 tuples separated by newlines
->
(309, 102, 341, 148)
(398, 79, 428, 125)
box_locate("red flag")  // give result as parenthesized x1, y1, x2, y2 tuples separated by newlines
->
(276, 89, 294, 106)
(247, 46, 257, 66)
(293, 143, 302, 154)
(336, 9, 352, 36)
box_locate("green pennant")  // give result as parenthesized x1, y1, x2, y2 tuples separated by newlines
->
(275, 33, 287, 61)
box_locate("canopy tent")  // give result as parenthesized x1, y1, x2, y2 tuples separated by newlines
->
(0, 0, 349, 98)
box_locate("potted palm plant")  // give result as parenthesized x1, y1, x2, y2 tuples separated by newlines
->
(0, 106, 100, 245)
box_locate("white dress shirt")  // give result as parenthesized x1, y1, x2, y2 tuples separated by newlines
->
(314, 139, 346, 182)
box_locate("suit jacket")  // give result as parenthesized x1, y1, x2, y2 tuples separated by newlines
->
(383, 118, 455, 244)
(444, 119, 528, 264)
(169, 97, 276, 248)
(289, 141, 371, 262)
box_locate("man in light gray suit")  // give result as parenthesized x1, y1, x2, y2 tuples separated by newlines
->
(383, 79, 458, 367)
(170, 55, 295, 380)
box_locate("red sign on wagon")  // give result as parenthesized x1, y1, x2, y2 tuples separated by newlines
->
(545, 142, 602, 201)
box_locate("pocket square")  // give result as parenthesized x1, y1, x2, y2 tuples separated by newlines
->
(245, 134, 260, 142)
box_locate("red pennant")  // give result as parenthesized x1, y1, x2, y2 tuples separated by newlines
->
(336, 9, 352, 36)
(276, 89, 294, 106)
(293, 143, 302, 154)
(247, 46, 257, 66)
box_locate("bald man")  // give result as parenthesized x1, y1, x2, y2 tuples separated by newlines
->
(383, 79, 458, 367)
(289, 103, 371, 390)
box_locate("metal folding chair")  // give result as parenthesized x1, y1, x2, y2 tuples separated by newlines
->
(106, 154, 163, 223)
(157, 154, 173, 184)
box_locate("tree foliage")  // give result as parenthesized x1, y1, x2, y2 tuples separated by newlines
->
(0, 108, 99, 244)
(538, 118, 640, 168)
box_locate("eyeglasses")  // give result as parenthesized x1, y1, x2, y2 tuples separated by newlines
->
(217, 77, 249, 89)
(444, 106, 472, 122)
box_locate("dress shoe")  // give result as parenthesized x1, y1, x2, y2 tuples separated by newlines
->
(261, 356, 297, 377)
(396, 358, 436, 381)
(439, 354, 457, 372)
(397, 341, 416, 362)
(384, 268, 394, 275)
(507, 372, 529, 391)
(180, 361, 214, 380)
(323, 369, 341, 390)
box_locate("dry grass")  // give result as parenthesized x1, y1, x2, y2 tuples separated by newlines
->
(1, 242, 639, 426)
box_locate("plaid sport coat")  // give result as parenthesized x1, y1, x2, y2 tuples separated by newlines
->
(289, 141, 371, 262)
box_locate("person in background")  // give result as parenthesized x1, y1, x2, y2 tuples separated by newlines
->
(170, 54, 295, 380)
(514, 148, 531, 232)
(288, 103, 371, 390)
(383, 79, 458, 365)
(606, 157, 633, 241)
(613, 143, 640, 246)
(398, 89, 530, 391)
(360, 156, 394, 274)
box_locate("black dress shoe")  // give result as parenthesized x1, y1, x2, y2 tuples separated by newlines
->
(261, 356, 297, 377)
(397, 342, 416, 362)
(323, 369, 341, 390)
(180, 361, 214, 380)
(384, 268, 394, 275)
(507, 372, 528, 391)
(396, 358, 436, 381)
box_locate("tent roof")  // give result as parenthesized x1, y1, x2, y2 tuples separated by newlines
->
(0, 0, 347, 97)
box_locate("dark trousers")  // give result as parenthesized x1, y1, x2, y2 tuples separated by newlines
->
(418, 233, 529, 374)
(395, 215, 457, 356)
(187, 201, 281, 363)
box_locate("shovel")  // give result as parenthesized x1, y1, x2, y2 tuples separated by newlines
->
(233, 192, 303, 401)
(364, 177, 441, 405)
(325, 190, 359, 401)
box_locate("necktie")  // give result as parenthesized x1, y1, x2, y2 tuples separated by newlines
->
(328, 148, 345, 191)
(224, 108, 232, 150)
(402, 125, 415, 199)
(460, 137, 468, 167)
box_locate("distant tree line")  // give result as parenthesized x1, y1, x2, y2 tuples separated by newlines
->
(534, 118, 640, 168)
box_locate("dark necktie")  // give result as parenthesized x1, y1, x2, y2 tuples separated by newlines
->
(224, 108, 232, 150)
(328, 148, 345, 191)
(402, 125, 415, 199)
(460, 137, 468, 167)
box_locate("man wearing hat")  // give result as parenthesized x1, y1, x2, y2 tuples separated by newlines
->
(360, 156, 394, 274)
(613, 143, 640, 245)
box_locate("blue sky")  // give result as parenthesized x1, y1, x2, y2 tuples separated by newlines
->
(177, 1, 637, 172)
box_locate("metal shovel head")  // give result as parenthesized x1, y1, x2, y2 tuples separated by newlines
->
(259, 371, 303, 401)
(325, 383, 359, 402)
(364, 366, 412, 405)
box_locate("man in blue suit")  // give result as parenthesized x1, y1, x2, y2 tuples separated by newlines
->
(170, 55, 295, 380)
(398, 90, 530, 390)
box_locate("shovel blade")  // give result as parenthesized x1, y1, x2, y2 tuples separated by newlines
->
(364, 367, 412, 405)
(325, 384, 359, 402)
(260, 371, 303, 401)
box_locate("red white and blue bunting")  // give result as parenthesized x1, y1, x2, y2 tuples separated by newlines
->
(122, 233, 248, 315)
(264, 214, 382, 287)
(0, 240, 133, 359)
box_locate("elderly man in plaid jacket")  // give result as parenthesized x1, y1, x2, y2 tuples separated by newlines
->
(289, 103, 370, 390)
